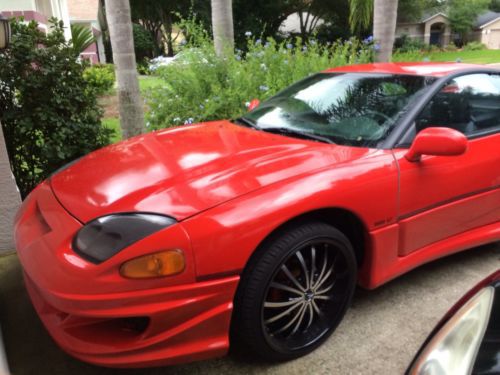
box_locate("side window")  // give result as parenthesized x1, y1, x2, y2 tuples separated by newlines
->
(415, 73, 500, 137)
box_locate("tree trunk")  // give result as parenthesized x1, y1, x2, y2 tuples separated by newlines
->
(211, 0, 234, 56)
(104, 0, 145, 139)
(0, 123, 21, 253)
(162, 13, 175, 57)
(373, 0, 398, 62)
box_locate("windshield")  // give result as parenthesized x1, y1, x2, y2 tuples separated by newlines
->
(241, 73, 436, 147)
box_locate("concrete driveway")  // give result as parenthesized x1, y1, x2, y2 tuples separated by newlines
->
(1, 243, 499, 375)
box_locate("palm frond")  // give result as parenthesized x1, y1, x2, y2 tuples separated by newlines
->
(349, 0, 373, 33)
(70, 24, 96, 54)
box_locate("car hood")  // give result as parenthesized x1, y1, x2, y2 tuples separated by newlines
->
(50, 121, 370, 223)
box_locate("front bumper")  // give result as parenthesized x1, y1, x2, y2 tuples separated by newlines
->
(15, 182, 239, 368)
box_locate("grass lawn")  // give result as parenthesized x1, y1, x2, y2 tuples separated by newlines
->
(395, 49, 500, 64)
(101, 117, 121, 143)
(139, 75, 164, 91)
(429, 49, 500, 64)
(100, 75, 163, 143)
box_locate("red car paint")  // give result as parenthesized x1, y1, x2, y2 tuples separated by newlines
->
(14, 63, 500, 367)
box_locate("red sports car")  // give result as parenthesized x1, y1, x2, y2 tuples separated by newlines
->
(14, 62, 500, 368)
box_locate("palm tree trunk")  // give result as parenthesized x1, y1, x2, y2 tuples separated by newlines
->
(373, 0, 398, 62)
(104, 0, 144, 138)
(211, 0, 234, 56)
(0, 123, 21, 253)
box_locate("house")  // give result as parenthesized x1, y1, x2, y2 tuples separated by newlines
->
(0, 0, 106, 63)
(0, 0, 72, 40)
(396, 10, 500, 49)
(67, 0, 106, 64)
(472, 11, 500, 49)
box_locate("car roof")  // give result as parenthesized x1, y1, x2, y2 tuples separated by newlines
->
(324, 62, 490, 77)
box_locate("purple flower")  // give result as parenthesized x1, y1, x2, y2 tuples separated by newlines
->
(286, 43, 293, 49)
(373, 43, 381, 51)
(256, 39, 262, 45)
(363, 35, 374, 44)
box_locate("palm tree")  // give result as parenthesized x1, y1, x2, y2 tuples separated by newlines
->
(373, 0, 398, 62)
(211, 0, 234, 56)
(104, 0, 145, 138)
(349, 0, 399, 62)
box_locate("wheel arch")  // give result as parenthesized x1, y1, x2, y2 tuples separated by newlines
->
(249, 207, 369, 270)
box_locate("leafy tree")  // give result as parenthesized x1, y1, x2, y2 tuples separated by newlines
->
(130, 0, 208, 56)
(0, 19, 111, 196)
(448, 0, 490, 43)
(70, 24, 96, 54)
(350, 0, 443, 33)
(231, 0, 352, 45)
(133, 23, 155, 61)
(489, 0, 500, 11)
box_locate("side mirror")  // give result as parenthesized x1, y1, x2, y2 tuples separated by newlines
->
(407, 271, 499, 375)
(247, 99, 260, 111)
(405, 127, 468, 162)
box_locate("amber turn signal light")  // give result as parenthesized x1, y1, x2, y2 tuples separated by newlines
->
(120, 250, 185, 279)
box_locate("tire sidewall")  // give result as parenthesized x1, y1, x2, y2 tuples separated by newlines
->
(232, 222, 358, 361)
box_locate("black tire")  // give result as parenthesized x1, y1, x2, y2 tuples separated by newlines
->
(231, 221, 357, 362)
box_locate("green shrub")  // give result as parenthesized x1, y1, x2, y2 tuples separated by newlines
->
(445, 42, 458, 51)
(146, 21, 374, 129)
(463, 41, 487, 51)
(133, 23, 155, 62)
(137, 58, 151, 75)
(392, 50, 426, 62)
(0, 19, 112, 196)
(424, 44, 442, 53)
(83, 63, 116, 95)
(394, 34, 426, 53)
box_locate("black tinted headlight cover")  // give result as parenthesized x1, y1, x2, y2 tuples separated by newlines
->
(73, 213, 176, 264)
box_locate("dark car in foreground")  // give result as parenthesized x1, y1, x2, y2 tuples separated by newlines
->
(408, 269, 500, 375)
(14, 62, 500, 367)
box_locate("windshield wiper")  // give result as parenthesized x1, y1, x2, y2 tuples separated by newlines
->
(234, 117, 260, 129)
(262, 127, 335, 144)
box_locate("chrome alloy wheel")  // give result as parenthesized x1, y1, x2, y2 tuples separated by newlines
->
(262, 239, 351, 351)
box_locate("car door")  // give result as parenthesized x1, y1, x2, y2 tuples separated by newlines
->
(393, 72, 500, 256)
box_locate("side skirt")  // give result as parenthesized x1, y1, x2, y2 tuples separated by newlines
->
(358, 221, 500, 289)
